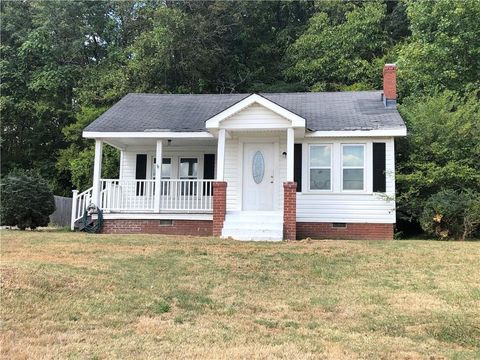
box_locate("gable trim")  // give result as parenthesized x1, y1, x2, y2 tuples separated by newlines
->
(205, 94, 306, 129)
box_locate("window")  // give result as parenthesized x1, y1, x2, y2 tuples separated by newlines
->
(309, 145, 331, 191)
(152, 157, 172, 180)
(342, 144, 365, 191)
(179, 158, 198, 179)
(153, 157, 172, 195)
(180, 158, 198, 195)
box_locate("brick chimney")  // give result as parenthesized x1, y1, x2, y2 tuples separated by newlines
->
(382, 64, 397, 107)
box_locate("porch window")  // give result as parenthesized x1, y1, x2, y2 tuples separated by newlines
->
(152, 157, 172, 180)
(180, 158, 198, 195)
(309, 144, 331, 191)
(342, 144, 365, 191)
(153, 157, 172, 195)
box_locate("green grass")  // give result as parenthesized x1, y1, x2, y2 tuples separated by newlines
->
(1, 230, 479, 359)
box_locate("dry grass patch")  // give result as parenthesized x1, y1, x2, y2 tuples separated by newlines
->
(1, 230, 479, 359)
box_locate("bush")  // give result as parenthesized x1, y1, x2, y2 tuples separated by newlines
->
(0, 170, 55, 230)
(420, 190, 480, 240)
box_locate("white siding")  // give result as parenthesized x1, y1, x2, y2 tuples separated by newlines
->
(121, 151, 137, 180)
(220, 103, 291, 130)
(224, 138, 241, 210)
(296, 137, 396, 224)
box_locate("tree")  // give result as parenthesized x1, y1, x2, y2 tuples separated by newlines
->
(396, 0, 480, 97)
(396, 90, 480, 226)
(285, 2, 390, 91)
(0, 170, 55, 230)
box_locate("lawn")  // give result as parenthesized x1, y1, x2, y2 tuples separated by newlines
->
(1, 231, 479, 359)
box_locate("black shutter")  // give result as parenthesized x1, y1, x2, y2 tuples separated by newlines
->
(135, 154, 147, 195)
(294, 143, 302, 192)
(204, 154, 215, 179)
(373, 143, 386, 192)
(203, 154, 215, 195)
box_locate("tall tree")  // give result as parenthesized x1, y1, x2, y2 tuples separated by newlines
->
(396, 0, 480, 97)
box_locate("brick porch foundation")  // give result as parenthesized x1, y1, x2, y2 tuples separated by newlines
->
(283, 181, 297, 240)
(296, 222, 394, 240)
(101, 219, 213, 236)
(212, 181, 227, 237)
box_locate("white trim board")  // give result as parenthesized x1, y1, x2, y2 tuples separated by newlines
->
(306, 129, 406, 137)
(83, 131, 214, 139)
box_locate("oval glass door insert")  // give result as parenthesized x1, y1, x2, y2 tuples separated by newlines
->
(252, 151, 265, 184)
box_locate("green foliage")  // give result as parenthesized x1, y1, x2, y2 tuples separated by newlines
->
(420, 190, 480, 240)
(286, 2, 391, 90)
(396, 90, 480, 224)
(397, 0, 480, 97)
(0, 170, 55, 230)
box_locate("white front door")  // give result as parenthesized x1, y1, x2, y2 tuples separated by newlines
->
(242, 143, 275, 211)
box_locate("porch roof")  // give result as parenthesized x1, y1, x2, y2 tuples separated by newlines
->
(84, 91, 406, 134)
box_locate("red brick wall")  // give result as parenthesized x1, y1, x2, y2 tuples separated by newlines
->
(283, 182, 297, 240)
(296, 222, 394, 240)
(212, 181, 227, 236)
(101, 219, 213, 236)
(383, 64, 397, 100)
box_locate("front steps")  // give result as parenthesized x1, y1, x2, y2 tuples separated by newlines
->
(221, 211, 283, 241)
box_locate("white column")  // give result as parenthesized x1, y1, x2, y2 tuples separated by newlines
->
(154, 139, 163, 212)
(70, 189, 78, 230)
(92, 139, 103, 207)
(216, 129, 226, 180)
(287, 128, 295, 181)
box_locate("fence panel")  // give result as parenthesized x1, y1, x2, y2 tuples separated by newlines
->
(50, 195, 72, 227)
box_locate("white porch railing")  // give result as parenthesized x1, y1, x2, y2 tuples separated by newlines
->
(71, 179, 214, 229)
(71, 187, 93, 228)
(99, 179, 214, 213)
(100, 179, 156, 212)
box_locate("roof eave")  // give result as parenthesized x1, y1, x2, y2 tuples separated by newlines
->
(305, 128, 407, 138)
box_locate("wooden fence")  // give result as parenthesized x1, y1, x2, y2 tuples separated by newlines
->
(49, 195, 72, 227)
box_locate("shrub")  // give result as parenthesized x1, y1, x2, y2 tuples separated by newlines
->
(420, 190, 480, 240)
(0, 170, 55, 230)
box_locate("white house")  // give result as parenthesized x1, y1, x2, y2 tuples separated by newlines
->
(71, 64, 406, 240)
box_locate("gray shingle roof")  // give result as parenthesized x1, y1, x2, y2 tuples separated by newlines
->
(84, 91, 405, 133)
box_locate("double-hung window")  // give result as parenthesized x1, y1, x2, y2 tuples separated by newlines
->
(342, 144, 365, 191)
(180, 158, 198, 195)
(152, 157, 172, 180)
(153, 157, 172, 195)
(309, 144, 332, 191)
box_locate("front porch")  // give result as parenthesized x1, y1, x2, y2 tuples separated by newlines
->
(71, 133, 221, 228)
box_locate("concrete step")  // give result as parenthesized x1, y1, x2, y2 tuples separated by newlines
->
(224, 211, 283, 223)
(222, 211, 284, 241)
(221, 228, 283, 241)
(222, 221, 283, 231)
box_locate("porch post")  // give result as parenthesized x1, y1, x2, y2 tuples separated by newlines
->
(286, 127, 295, 181)
(154, 139, 163, 212)
(92, 139, 103, 208)
(216, 128, 226, 180)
